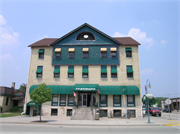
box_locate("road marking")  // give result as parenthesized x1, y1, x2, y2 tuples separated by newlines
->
(166, 120, 180, 126)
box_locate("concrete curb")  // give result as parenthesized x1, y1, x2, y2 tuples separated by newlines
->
(1, 122, 167, 126)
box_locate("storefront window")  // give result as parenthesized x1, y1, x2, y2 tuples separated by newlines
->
(52, 94, 58, 106)
(68, 94, 74, 106)
(60, 94, 66, 106)
(100, 95, 107, 107)
(113, 95, 121, 107)
(127, 95, 135, 107)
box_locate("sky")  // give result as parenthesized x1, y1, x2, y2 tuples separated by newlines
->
(0, 0, 179, 98)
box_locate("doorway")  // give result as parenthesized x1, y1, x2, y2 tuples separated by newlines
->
(82, 94, 87, 107)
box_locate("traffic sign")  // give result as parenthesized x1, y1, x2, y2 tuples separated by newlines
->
(165, 99, 171, 105)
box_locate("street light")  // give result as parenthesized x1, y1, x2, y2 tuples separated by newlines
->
(146, 79, 153, 123)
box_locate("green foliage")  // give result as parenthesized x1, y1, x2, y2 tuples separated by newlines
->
(142, 96, 168, 107)
(15, 83, 27, 96)
(0, 112, 21, 118)
(10, 106, 23, 112)
(30, 83, 52, 105)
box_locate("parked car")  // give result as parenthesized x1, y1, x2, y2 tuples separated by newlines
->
(146, 107, 161, 116)
(163, 108, 171, 113)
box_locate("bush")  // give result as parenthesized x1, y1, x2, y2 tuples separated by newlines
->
(10, 106, 23, 112)
(0, 106, 3, 113)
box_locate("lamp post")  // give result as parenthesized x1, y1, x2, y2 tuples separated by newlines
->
(146, 79, 153, 123)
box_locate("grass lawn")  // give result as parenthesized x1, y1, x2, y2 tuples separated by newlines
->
(0, 112, 21, 118)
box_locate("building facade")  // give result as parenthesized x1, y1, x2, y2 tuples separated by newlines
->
(161, 97, 180, 112)
(25, 23, 142, 118)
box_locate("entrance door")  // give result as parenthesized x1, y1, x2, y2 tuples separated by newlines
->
(82, 94, 87, 107)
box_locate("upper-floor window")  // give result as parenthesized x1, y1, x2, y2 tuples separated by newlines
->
(127, 65, 133, 78)
(101, 66, 107, 78)
(38, 49, 44, 59)
(110, 47, 117, 58)
(126, 48, 132, 57)
(68, 66, 74, 78)
(36, 66, 43, 78)
(111, 66, 117, 78)
(100, 48, 107, 58)
(54, 66, 60, 78)
(82, 48, 89, 58)
(76, 32, 95, 40)
(55, 48, 61, 58)
(68, 48, 75, 58)
(82, 66, 88, 78)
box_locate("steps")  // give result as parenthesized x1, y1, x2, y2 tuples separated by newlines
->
(71, 107, 94, 120)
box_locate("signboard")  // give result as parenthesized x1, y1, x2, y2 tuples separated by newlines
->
(165, 99, 172, 105)
(75, 88, 96, 91)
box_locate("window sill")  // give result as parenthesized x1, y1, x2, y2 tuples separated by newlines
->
(126, 57, 132, 58)
(127, 78, 134, 80)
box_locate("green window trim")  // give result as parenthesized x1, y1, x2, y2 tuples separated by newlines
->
(38, 49, 44, 53)
(36, 69, 42, 73)
(68, 66, 74, 73)
(127, 68, 133, 73)
(82, 66, 88, 73)
(111, 66, 117, 73)
(68, 94, 74, 106)
(126, 48, 132, 51)
(54, 66, 60, 73)
(101, 66, 107, 73)
(113, 95, 121, 107)
(127, 95, 135, 107)
(59, 94, 66, 106)
(99, 95, 108, 107)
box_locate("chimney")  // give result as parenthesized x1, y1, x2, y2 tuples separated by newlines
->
(11, 82, 15, 89)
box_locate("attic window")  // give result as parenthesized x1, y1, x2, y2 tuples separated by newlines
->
(76, 32, 95, 40)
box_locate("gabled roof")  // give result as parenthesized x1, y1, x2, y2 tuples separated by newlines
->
(113, 37, 140, 45)
(28, 38, 58, 47)
(49, 23, 122, 46)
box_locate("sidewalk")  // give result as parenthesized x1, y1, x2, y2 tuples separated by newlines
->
(0, 115, 174, 126)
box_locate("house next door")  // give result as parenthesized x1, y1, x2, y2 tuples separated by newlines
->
(82, 94, 87, 107)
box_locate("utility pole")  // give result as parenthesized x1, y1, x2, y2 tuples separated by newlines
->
(168, 94, 171, 120)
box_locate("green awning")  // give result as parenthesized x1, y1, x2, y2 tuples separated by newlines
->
(101, 69, 107, 73)
(111, 69, 117, 73)
(68, 69, 74, 73)
(126, 48, 132, 51)
(26, 101, 40, 106)
(99, 86, 123, 95)
(82, 69, 88, 73)
(38, 49, 44, 53)
(74, 84, 99, 92)
(29, 85, 73, 94)
(123, 86, 140, 95)
(36, 69, 42, 73)
(127, 68, 133, 73)
(54, 69, 60, 73)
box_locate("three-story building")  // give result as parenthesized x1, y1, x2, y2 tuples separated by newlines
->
(25, 23, 142, 118)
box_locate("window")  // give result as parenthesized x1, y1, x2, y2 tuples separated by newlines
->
(111, 66, 117, 78)
(110, 47, 117, 58)
(67, 109, 72, 116)
(51, 94, 58, 106)
(68, 94, 74, 106)
(51, 109, 58, 116)
(101, 66, 107, 78)
(68, 66, 74, 78)
(127, 65, 133, 78)
(54, 66, 60, 78)
(76, 32, 95, 40)
(127, 110, 136, 117)
(82, 48, 89, 58)
(68, 48, 75, 58)
(38, 49, 44, 59)
(126, 48, 132, 57)
(36, 66, 43, 78)
(100, 48, 107, 58)
(99, 110, 107, 117)
(55, 48, 61, 58)
(113, 110, 121, 117)
(113, 95, 121, 107)
(127, 95, 135, 107)
(6, 97, 9, 106)
(99, 95, 107, 107)
(82, 66, 88, 78)
(60, 94, 66, 106)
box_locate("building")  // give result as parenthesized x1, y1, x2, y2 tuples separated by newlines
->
(161, 97, 180, 112)
(25, 23, 142, 118)
(0, 82, 24, 112)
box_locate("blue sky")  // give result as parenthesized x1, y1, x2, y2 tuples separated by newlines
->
(0, 0, 179, 98)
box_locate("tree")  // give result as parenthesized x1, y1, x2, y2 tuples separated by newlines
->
(30, 83, 52, 121)
(15, 83, 27, 96)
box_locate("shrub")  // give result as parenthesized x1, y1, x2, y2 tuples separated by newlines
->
(10, 106, 23, 112)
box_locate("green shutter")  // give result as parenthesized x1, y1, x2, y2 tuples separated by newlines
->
(68, 69, 74, 73)
(101, 69, 107, 73)
(38, 49, 44, 53)
(54, 69, 60, 73)
(126, 48, 132, 51)
(127, 68, 133, 73)
(36, 69, 42, 73)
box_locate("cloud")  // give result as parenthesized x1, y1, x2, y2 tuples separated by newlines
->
(113, 28, 154, 49)
(2, 53, 16, 65)
(152, 19, 159, 24)
(0, 15, 20, 48)
(2, 53, 14, 60)
(0, 15, 6, 25)
(141, 68, 154, 75)
(161, 40, 166, 44)
(113, 32, 127, 37)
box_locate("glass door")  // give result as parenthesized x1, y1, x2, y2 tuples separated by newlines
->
(82, 94, 87, 107)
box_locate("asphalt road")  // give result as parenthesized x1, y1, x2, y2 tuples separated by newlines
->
(0, 124, 180, 134)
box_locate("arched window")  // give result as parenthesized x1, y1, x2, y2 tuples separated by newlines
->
(76, 32, 95, 40)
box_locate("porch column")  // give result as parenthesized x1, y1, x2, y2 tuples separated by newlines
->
(171, 99, 174, 111)
(176, 99, 179, 112)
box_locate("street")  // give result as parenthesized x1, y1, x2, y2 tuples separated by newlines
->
(0, 124, 180, 134)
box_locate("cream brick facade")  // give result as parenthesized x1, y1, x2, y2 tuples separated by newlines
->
(26, 45, 142, 118)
